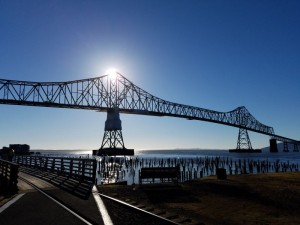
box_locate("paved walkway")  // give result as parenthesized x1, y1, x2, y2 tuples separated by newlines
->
(0, 172, 104, 225)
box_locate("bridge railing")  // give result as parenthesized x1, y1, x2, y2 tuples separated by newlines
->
(0, 159, 19, 194)
(14, 155, 97, 183)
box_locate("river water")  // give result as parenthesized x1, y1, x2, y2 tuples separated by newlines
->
(31, 149, 300, 185)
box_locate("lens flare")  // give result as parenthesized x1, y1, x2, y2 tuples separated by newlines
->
(105, 68, 118, 80)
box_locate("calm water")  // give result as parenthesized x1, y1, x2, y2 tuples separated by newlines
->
(32, 148, 300, 185)
(32, 148, 300, 163)
(137, 149, 300, 163)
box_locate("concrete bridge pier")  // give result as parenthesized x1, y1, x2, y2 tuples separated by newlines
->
(293, 143, 299, 152)
(269, 139, 278, 153)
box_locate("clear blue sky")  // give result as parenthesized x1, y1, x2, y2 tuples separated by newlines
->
(0, 0, 299, 150)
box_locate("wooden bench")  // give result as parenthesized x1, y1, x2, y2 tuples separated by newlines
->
(139, 166, 180, 184)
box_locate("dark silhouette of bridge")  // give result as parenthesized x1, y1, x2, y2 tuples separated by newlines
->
(0, 73, 299, 155)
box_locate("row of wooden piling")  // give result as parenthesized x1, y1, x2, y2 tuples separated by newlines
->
(97, 156, 299, 184)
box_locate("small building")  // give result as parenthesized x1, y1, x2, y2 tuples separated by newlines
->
(0, 146, 11, 154)
(0, 146, 14, 160)
(9, 144, 30, 154)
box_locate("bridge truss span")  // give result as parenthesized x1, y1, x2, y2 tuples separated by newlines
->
(105, 74, 275, 136)
(0, 73, 298, 144)
(0, 77, 111, 110)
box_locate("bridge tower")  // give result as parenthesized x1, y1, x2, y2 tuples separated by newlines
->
(229, 128, 262, 153)
(294, 143, 299, 152)
(283, 142, 289, 152)
(236, 128, 253, 150)
(97, 109, 134, 156)
(94, 72, 134, 156)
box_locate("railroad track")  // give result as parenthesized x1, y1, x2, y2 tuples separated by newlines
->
(98, 192, 181, 225)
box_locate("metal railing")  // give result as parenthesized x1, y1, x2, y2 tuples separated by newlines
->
(0, 159, 19, 194)
(14, 155, 97, 183)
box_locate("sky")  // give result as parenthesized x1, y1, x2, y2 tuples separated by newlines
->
(0, 0, 299, 150)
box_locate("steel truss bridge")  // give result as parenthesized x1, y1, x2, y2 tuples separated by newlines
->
(0, 73, 299, 154)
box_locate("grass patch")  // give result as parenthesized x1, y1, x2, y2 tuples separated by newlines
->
(98, 172, 300, 225)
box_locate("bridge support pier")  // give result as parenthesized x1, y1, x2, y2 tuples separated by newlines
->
(96, 109, 134, 156)
(229, 128, 261, 153)
(269, 139, 278, 153)
(294, 143, 299, 152)
(283, 142, 289, 152)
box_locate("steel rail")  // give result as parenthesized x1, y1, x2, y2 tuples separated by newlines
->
(99, 193, 180, 225)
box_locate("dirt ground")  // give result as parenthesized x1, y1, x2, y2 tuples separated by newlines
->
(98, 172, 300, 225)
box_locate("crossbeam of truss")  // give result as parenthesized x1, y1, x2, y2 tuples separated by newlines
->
(0, 73, 298, 144)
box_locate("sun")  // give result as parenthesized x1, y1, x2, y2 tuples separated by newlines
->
(105, 68, 118, 80)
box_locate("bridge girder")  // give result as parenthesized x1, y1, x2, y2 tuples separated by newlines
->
(0, 74, 298, 144)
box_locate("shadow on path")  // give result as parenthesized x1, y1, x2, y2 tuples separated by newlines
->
(19, 167, 93, 199)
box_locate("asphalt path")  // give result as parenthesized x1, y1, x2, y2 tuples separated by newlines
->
(0, 191, 87, 225)
(0, 172, 104, 225)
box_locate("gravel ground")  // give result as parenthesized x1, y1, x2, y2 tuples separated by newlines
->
(98, 184, 199, 225)
(102, 197, 177, 225)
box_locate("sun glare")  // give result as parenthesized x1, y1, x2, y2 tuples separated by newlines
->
(106, 68, 118, 80)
